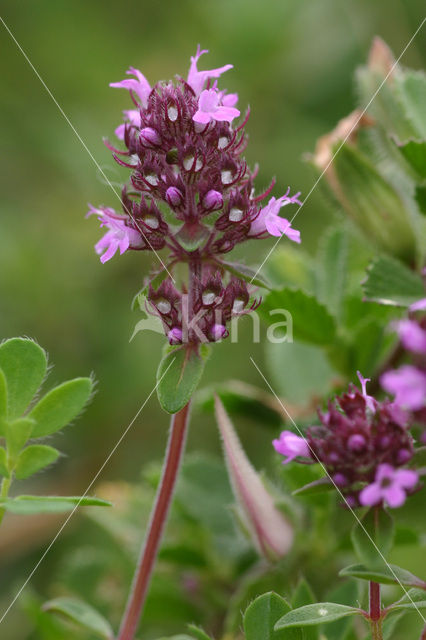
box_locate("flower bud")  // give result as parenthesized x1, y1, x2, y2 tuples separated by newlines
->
(168, 327, 183, 344)
(140, 127, 161, 147)
(210, 324, 227, 341)
(203, 190, 223, 211)
(348, 433, 367, 452)
(166, 186, 184, 208)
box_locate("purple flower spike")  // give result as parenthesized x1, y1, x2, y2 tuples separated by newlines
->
(359, 463, 418, 509)
(87, 205, 143, 263)
(193, 89, 240, 125)
(110, 67, 151, 107)
(273, 430, 310, 464)
(396, 319, 426, 354)
(249, 193, 301, 240)
(187, 45, 233, 96)
(381, 365, 426, 411)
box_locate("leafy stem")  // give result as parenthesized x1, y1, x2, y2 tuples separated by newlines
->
(369, 581, 383, 640)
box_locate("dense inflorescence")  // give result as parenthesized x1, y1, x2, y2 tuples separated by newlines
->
(273, 373, 421, 509)
(88, 47, 301, 344)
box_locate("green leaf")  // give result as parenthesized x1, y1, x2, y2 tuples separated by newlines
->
(157, 345, 208, 414)
(15, 445, 60, 479)
(324, 580, 359, 640)
(221, 260, 272, 290)
(362, 255, 424, 306)
(0, 338, 47, 419)
(293, 477, 333, 497)
(174, 223, 210, 252)
(0, 495, 112, 514)
(351, 508, 395, 568)
(291, 579, 318, 640)
(316, 226, 348, 318)
(0, 448, 9, 478)
(389, 588, 426, 612)
(6, 417, 35, 458)
(29, 377, 93, 437)
(396, 139, 426, 180)
(398, 71, 426, 138)
(275, 603, 362, 630)
(43, 597, 114, 639)
(0, 368, 7, 423)
(339, 563, 426, 589)
(260, 289, 336, 345)
(244, 592, 302, 640)
(186, 625, 214, 640)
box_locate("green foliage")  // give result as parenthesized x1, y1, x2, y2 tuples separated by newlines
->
(362, 255, 425, 306)
(243, 592, 302, 640)
(351, 508, 395, 568)
(29, 378, 93, 437)
(0, 338, 47, 420)
(15, 445, 61, 479)
(339, 563, 426, 589)
(260, 288, 336, 345)
(43, 597, 114, 639)
(389, 588, 426, 612)
(315, 226, 348, 319)
(157, 345, 209, 413)
(0, 495, 111, 514)
(396, 139, 426, 180)
(274, 603, 362, 630)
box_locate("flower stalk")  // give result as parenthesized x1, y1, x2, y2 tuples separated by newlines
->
(369, 581, 383, 640)
(117, 401, 191, 640)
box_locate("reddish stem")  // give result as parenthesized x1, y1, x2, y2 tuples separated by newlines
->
(369, 581, 383, 640)
(117, 402, 191, 640)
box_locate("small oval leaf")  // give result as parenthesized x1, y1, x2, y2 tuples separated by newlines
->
(0, 338, 47, 419)
(29, 377, 93, 437)
(275, 603, 362, 630)
(0, 368, 7, 424)
(157, 346, 208, 414)
(221, 260, 272, 290)
(15, 445, 60, 480)
(7, 417, 35, 458)
(244, 592, 302, 640)
(43, 597, 114, 639)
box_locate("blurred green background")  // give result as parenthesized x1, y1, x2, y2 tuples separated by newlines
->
(1, 1, 426, 638)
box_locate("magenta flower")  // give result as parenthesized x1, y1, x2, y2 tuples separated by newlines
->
(87, 205, 143, 263)
(410, 298, 426, 311)
(115, 109, 141, 140)
(273, 430, 310, 464)
(359, 463, 418, 509)
(249, 192, 302, 240)
(110, 67, 151, 107)
(193, 89, 240, 125)
(395, 319, 426, 354)
(187, 45, 233, 96)
(381, 365, 426, 411)
(357, 371, 377, 413)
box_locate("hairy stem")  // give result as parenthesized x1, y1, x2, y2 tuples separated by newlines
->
(369, 581, 383, 640)
(117, 402, 191, 640)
